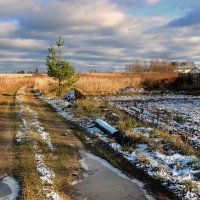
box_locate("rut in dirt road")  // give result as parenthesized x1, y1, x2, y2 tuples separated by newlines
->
(0, 94, 20, 200)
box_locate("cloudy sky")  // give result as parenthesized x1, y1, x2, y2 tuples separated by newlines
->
(0, 0, 200, 72)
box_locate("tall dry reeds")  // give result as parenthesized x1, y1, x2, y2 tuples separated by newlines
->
(140, 72, 178, 90)
(77, 72, 141, 95)
(77, 72, 178, 95)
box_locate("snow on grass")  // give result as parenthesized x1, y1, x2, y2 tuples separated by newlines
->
(2, 176, 20, 200)
(132, 127, 153, 137)
(25, 106, 54, 150)
(108, 94, 200, 149)
(34, 151, 55, 185)
(15, 95, 30, 143)
(34, 148, 60, 200)
(15, 130, 24, 143)
(46, 191, 60, 200)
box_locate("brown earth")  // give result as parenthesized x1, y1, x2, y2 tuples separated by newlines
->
(0, 94, 15, 176)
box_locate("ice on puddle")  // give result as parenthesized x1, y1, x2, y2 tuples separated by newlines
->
(2, 176, 20, 200)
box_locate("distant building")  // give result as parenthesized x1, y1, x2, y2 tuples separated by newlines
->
(188, 67, 200, 74)
(177, 63, 200, 84)
(171, 61, 195, 73)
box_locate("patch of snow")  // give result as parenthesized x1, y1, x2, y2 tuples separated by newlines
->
(26, 106, 54, 150)
(35, 152, 55, 185)
(33, 148, 60, 199)
(132, 127, 152, 136)
(15, 96, 30, 143)
(80, 158, 89, 171)
(15, 130, 23, 143)
(46, 191, 60, 200)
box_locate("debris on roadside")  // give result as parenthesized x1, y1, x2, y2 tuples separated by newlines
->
(62, 89, 85, 101)
(95, 119, 118, 135)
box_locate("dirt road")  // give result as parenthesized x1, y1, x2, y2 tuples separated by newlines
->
(0, 86, 152, 199)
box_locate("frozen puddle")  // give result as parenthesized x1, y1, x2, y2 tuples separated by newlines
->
(0, 176, 19, 200)
(72, 151, 154, 200)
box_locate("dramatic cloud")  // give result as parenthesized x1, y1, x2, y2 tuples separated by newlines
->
(168, 7, 200, 27)
(0, 0, 200, 72)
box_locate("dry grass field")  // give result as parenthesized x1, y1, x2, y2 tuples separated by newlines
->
(77, 72, 177, 94)
(77, 72, 141, 95)
(0, 72, 178, 96)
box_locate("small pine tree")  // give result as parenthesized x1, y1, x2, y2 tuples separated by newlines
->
(46, 36, 78, 96)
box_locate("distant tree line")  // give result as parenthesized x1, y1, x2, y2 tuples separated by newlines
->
(126, 59, 175, 73)
(16, 68, 45, 74)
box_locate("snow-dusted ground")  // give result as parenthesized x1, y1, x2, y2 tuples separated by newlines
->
(15, 91, 60, 200)
(107, 94, 200, 149)
(36, 91, 200, 200)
